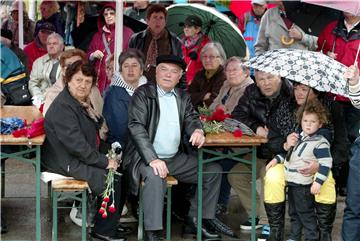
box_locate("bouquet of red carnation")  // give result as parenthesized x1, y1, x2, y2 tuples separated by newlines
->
(98, 142, 122, 219)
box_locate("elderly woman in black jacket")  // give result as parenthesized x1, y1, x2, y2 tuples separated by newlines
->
(42, 61, 125, 241)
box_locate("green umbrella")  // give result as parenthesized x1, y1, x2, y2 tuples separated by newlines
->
(166, 3, 248, 59)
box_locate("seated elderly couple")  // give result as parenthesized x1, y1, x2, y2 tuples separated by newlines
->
(41, 53, 234, 241)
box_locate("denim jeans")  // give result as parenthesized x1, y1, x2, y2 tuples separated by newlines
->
(342, 136, 360, 241)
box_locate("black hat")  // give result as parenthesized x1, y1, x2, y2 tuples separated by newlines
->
(156, 55, 186, 71)
(0, 29, 13, 41)
(184, 15, 202, 27)
(38, 22, 56, 33)
(179, 15, 202, 28)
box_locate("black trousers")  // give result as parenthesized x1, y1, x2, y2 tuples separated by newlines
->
(288, 184, 318, 241)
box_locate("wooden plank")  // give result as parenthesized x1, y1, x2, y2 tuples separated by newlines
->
(204, 132, 267, 146)
(52, 179, 89, 190)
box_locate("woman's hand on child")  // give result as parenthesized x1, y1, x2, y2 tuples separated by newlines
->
(266, 159, 277, 172)
(311, 182, 321, 195)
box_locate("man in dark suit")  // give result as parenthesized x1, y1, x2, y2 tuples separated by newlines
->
(124, 55, 224, 241)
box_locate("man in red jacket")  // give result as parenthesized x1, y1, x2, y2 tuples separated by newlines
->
(317, 12, 360, 197)
(24, 22, 55, 72)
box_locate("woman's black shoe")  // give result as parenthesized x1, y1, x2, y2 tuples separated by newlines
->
(91, 231, 126, 241)
(117, 224, 133, 235)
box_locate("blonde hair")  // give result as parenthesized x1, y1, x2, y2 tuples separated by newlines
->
(40, 1, 60, 16)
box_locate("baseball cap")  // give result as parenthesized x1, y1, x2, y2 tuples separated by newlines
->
(179, 15, 202, 28)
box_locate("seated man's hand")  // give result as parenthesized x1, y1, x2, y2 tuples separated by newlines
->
(107, 159, 119, 170)
(311, 182, 321, 195)
(256, 126, 268, 138)
(297, 160, 319, 176)
(189, 129, 205, 148)
(266, 159, 277, 172)
(149, 159, 169, 179)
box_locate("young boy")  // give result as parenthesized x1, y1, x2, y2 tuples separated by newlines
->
(266, 99, 333, 241)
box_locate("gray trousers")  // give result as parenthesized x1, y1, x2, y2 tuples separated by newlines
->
(139, 152, 222, 230)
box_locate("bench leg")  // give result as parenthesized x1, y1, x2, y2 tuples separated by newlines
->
(138, 186, 144, 241)
(52, 191, 58, 241)
(81, 190, 87, 241)
(166, 186, 172, 241)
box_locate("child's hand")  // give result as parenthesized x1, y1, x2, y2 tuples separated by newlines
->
(311, 182, 321, 195)
(284, 132, 299, 150)
(266, 159, 277, 172)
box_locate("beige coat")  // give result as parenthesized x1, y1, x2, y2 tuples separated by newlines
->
(29, 54, 62, 99)
(209, 77, 254, 114)
(254, 6, 318, 55)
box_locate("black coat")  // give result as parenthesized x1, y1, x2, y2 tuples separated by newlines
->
(188, 66, 226, 110)
(231, 80, 293, 160)
(42, 87, 108, 195)
(123, 83, 202, 195)
(128, 28, 187, 90)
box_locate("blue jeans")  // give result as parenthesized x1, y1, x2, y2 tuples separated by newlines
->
(342, 136, 360, 241)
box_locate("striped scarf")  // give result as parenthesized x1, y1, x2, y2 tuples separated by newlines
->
(111, 72, 147, 96)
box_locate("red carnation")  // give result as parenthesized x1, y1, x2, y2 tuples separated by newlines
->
(233, 129, 243, 137)
(102, 211, 108, 219)
(99, 207, 105, 214)
(108, 204, 116, 213)
(103, 196, 110, 203)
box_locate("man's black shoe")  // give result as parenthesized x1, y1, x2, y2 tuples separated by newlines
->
(91, 231, 126, 241)
(117, 224, 133, 235)
(182, 216, 221, 239)
(205, 218, 238, 238)
(144, 230, 163, 241)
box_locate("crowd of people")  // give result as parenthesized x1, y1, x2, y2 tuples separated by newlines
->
(1, 1, 360, 241)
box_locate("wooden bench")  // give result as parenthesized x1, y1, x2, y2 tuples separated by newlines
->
(51, 179, 89, 241)
(138, 175, 178, 241)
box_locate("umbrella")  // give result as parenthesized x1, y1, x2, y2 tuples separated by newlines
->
(283, 1, 341, 36)
(302, 0, 360, 16)
(166, 3, 248, 58)
(245, 48, 349, 97)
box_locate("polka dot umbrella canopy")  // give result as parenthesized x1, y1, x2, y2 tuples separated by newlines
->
(245, 48, 349, 97)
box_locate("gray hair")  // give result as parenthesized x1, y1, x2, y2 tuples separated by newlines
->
(118, 48, 145, 72)
(224, 56, 249, 75)
(200, 42, 227, 65)
(47, 32, 64, 46)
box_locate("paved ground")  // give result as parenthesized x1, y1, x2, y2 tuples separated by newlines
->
(1, 159, 345, 241)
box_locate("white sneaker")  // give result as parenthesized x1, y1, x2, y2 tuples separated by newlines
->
(121, 204, 128, 216)
(69, 202, 88, 227)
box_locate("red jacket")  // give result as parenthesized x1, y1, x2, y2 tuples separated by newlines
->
(182, 34, 210, 86)
(87, 2, 133, 95)
(317, 19, 360, 101)
(23, 40, 47, 73)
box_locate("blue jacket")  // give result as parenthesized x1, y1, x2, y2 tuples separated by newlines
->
(103, 86, 131, 147)
(0, 43, 26, 83)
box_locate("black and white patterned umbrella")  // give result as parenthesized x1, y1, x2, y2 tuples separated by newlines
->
(245, 48, 349, 97)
